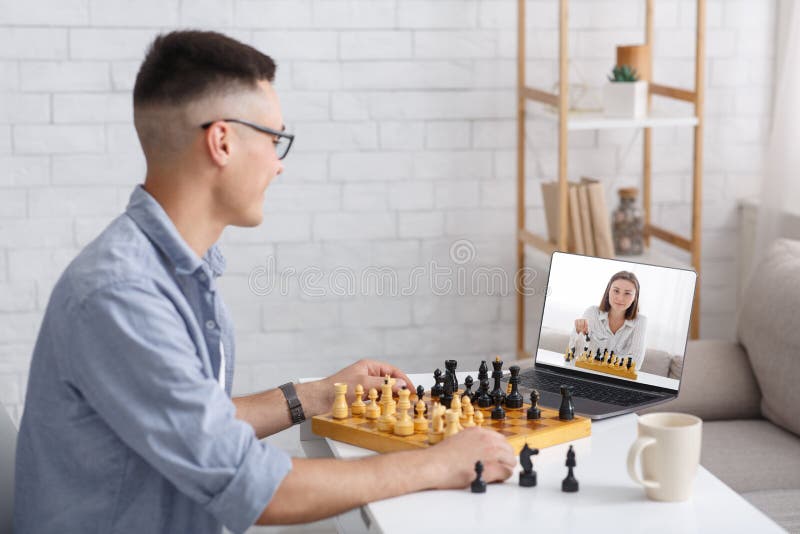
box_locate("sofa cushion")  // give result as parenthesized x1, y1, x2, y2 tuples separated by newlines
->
(701, 420, 800, 494)
(741, 489, 800, 533)
(640, 340, 761, 420)
(738, 238, 800, 437)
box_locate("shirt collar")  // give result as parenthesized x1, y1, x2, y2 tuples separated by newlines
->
(598, 309, 635, 328)
(125, 185, 226, 278)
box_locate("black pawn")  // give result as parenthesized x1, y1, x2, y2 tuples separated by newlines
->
(562, 445, 579, 492)
(559, 385, 574, 421)
(491, 391, 505, 420)
(477, 377, 492, 408)
(505, 365, 523, 409)
(518, 443, 539, 487)
(626, 357, 633, 370)
(526, 389, 541, 420)
(441, 379, 454, 409)
(416, 384, 427, 414)
(462, 375, 474, 401)
(471, 461, 487, 493)
(431, 368, 443, 398)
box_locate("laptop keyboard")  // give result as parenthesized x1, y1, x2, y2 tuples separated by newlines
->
(518, 371, 661, 406)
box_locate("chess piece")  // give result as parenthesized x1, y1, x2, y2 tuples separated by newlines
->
(377, 379, 397, 432)
(444, 359, 458, 393)
(526, 389, 542, 420)
(365, 388, 380, 419)
(562, 445, 579, 492)
(462, 375, 474, 401)
(595, 348, 602, 361)
(332, 383, 348, 419)
(428, 402, 445, 444)
(474, 408, 484, 427)
(490, 356, 506, 405)
(394, 387, 414, 436)
(559, 385, 575, 421)
(431, 368, 444, 398)
(351, 384, 366, 416)
(380, 376, 396, 417)
(471, 461, 487, 493)
(504, 365, 523, 409)
(450, 394, 464, 429)
(443, 409, 460, 438)
(413, 399, 427, 433)
(518, 443, 540, 487)
(462, 396, 476, 427)
(477, 360, 489, 386)
(491, 392, 505, 420)
(626, 357, 633, 370)
(477, 377, 492, 408)
(602, 348, 609, 363)
(441, 379, 454, 410)
(415, 384, 425, 403)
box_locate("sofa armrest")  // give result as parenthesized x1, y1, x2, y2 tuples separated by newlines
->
(639, 339, 762, 421)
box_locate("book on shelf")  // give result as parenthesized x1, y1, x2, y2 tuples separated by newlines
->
(581, 177, 615, 259)
(541, 181, 583, 253)
(540, 178, 614, 258)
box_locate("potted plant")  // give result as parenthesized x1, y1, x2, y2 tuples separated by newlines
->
(602, 64, 648, 119)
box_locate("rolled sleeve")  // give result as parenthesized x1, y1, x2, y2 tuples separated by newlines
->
(64, 280, 290, 532)
(207, 438, 291, 534)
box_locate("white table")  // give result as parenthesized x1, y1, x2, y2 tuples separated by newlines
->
(299, 372, 783, 534)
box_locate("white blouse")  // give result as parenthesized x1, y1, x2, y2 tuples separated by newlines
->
(569, 305, 648, 371)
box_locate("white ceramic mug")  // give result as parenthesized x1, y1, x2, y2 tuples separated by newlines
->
(627, 412, 702, 501)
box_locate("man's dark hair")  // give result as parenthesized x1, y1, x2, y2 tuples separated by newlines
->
(133, 30, 276, 108)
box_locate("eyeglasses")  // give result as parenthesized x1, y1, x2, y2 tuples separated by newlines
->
(201, 118, 295, 160)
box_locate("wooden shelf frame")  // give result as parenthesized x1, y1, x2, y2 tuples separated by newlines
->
(515, 0, 706, 360)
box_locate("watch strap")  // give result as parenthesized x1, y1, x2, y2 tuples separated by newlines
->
(279, 382, 305, 425)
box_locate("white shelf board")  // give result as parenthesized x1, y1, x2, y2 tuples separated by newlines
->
(534, 110, 699, 131)
(523, 241, 693, 271)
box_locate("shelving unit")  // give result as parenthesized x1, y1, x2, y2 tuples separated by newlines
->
(515, 0, 706, 359)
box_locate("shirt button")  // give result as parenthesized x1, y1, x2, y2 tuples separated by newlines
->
(205, 320, 216, 330)
(198, 272, 207, 282)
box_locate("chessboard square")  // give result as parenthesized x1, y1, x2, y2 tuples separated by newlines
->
(498, 429, 517, 437)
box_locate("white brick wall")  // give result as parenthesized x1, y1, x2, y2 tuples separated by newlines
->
(0, 6, 777, 531)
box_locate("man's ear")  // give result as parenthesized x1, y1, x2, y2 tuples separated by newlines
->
(205, 122, 233, 167)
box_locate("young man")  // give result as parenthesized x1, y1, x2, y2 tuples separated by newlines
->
(14, 31, 515, 534)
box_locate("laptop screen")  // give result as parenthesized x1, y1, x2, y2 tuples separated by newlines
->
(536, 252, 697, 392)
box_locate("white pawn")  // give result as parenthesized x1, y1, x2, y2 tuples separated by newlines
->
(365, 388, 380, 420)
(450, 394, 464, 430)
(474, 409, 484, 427)
(428, 402, 445, 444)
(351, 384, 366, 416)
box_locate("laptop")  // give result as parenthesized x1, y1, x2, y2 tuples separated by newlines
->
(514, 251, 697, 420)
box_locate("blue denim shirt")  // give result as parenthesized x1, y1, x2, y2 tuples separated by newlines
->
(14, 185, 291, 534)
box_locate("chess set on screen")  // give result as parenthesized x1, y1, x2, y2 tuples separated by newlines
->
(312, 356, 590, 455)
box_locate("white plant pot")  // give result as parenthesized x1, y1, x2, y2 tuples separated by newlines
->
(603, 80, 648, 119)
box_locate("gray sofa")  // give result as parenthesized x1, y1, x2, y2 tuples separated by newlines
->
(641, 238, 800, 533)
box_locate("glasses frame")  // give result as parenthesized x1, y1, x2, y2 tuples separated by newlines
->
(201, 118, 294, 160)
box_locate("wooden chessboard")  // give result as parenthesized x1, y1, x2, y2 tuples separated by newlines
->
(574, 356, 638, 380)
(312, 394, 591, 455)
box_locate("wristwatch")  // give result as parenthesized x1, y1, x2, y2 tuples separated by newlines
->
(279, 382, 305, 425)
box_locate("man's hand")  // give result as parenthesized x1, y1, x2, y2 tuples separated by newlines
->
(298, 359, 414, 417)
(426, 427, 516, 488)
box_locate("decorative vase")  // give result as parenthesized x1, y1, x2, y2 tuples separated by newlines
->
(612, 187, 644, 256)
(603, 80, 648, 119)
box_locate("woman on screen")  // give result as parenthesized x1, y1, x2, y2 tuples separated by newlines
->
(572, 271, 647, 371)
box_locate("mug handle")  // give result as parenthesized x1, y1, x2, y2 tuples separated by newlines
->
(627, 436, 660, 489)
